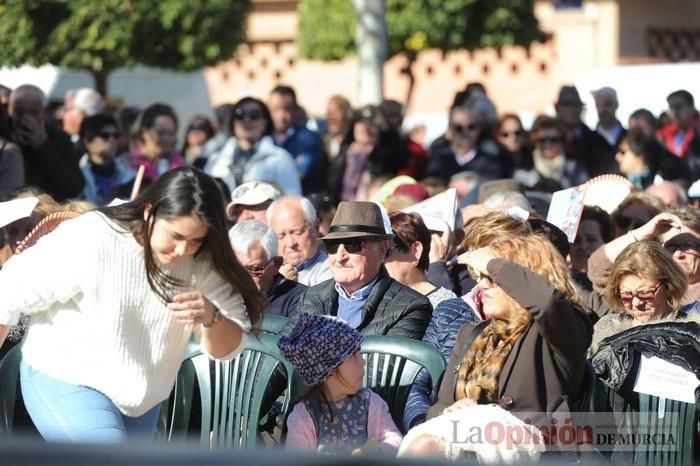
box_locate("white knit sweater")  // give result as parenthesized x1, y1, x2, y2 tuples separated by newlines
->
(0, 211, 250, 416)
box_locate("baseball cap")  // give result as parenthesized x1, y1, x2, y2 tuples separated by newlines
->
(226, 181, 280, 217)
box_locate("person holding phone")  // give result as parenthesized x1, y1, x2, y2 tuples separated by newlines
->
(8, 85, 84, 201)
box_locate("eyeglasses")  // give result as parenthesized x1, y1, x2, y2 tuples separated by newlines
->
(188, 123, 210, 132)
(234, 108, 263, 122)
(534, 136, 562, 146)
(476, 273, 495, 288)
(151, 127, 176, 138)
(618, 281, 663, 305)
(450, 123, 479, 134)
(98, 131, 119, 140)
(500, 130, 523, 138)
(325, 239, 367, 254)
(244, 257, 276, 277)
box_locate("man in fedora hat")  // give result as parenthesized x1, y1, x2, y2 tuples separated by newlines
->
(290, 201, 432, 339)
(554, 85, 615, 177)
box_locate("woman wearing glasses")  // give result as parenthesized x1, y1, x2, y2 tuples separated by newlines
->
(78, 114, 135, 205)
(204, 97, 301, 196)
(588, 207, 700, 310)
(401, 235, 592, 457)
(591, 241, 688, 347)
(497, 114, 533, 181)
(515, 115, 588, 192)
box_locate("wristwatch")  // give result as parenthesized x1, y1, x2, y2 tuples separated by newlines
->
(203, 307, 222, 328)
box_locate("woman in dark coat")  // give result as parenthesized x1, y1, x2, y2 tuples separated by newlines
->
(402, 235, 592, 457)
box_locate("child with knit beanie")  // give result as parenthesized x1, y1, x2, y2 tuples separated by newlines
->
(278, 313, 402, 456)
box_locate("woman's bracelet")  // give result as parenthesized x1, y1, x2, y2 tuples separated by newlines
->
(203, 307, 221, 328)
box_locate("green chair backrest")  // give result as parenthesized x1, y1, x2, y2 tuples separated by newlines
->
(154, 349, 198, 443)
(592, 376, 696, 466)
(260, 315, 289, 334)
(0, 345, 22, 435)
(186, 332, 303, 449)
(635, 395, 696, 466)
(360, 335, 446, 430)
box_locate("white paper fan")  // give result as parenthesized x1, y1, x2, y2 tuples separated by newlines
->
(584, 174, 635, 214)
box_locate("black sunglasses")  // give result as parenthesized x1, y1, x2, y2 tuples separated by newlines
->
(233, 108, 263, 122)
(325, 239, 367, 254)
(450, 123, 479, 134)
(500, 130, 524, 138)
(98, 131, 119, 140)
(535, 136, 562, 146)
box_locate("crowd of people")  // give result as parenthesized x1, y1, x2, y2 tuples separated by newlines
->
(1, 78, 700, 463)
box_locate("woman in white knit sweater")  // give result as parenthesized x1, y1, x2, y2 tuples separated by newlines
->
(0, 167, 264, 442)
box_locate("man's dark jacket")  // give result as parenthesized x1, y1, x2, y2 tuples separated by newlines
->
(18, 124, 84, 201)
(289, 266, 432, 340)
(266, 274, 306, 318)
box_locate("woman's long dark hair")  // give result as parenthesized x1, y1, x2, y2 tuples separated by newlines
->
(97, 167, 264, 332)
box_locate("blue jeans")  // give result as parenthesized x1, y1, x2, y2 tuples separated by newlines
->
(20, 360, 160, 443)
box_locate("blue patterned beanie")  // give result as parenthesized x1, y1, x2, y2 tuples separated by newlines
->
(278, 313, 364, 386)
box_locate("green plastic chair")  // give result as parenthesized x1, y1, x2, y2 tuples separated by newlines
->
(593, 376, 697, 465)
(0, 345, 22, 436)
(158, 317, 290, 443)
(260, 315, 289, 334)
(154, 347, 198, 442)
(184, 332, 303, 449)
(635, 394, 696, 465)
(360, 335, 446, 430)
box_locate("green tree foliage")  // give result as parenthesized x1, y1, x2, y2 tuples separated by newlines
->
(298, 0, 546, 60)
(0, 0, 250, 95)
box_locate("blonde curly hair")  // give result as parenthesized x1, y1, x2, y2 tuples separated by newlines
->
(463, 211, 532, 251)
(488, 234, 581, 306)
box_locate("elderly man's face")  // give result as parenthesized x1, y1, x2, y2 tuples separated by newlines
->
(595, 96, 618, 125)
(646, 183, 683, 208)
(269, 204, 318, 266)
(233, 202, 271, 223)
(327, 238, 388, 294)
(234, 244, 279, 293)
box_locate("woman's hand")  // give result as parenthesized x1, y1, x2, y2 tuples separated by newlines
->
(167, 291, 215, 326)
(351, 438, 378, 456)
(633, 213, 682, 241)
(443, 397, 476, 414)
(457, 247, 495, 277)
(429, 225, 453, 263)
